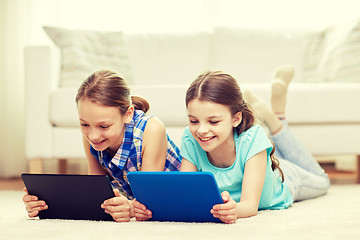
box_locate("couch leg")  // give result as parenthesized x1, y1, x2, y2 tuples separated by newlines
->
(58, 159, 68, 174)
(29, 158, 43, 174)
(357, 155, 360, 184)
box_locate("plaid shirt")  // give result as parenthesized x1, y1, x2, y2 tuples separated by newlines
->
(90, 110, 182, 199)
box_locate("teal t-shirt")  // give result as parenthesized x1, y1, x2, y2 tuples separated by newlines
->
(180, 124, 293, 210)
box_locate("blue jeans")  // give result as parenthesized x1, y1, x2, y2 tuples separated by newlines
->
(270, 122, 330, 202)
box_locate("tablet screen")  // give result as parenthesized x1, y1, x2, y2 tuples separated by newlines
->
(22, 173, 115, 221)
(127, 171, 223, 223)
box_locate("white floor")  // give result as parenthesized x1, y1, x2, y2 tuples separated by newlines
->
(2, 185, 360, 240)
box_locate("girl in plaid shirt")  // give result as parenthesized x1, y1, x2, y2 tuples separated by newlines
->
(23, 70, 182, 222)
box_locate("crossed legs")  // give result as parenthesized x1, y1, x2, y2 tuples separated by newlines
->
(243, 65, 330, 201)
(243, 65, 294, 134)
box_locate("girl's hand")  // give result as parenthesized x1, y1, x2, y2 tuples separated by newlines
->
(101, 189, 132, 222)
(132, 199, 152, 221)
(211, 191, 238, 224)
(22, 188, 48, 218)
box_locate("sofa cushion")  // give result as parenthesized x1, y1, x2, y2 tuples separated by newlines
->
(49, 83, 360, 128)
(302, 29, 327, 82)
(209, 27, 306, 83)
(123, 32, 210, 85)
(44, 26, 133, 87)
(318, 17, 360, 82)
(284, 82, 360, 123)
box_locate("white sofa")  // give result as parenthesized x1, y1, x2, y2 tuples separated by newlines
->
(24, 25, 360, 182)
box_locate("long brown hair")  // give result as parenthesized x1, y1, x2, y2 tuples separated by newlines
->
(186, 71, 284, 181)
(75, 70, 149, 114)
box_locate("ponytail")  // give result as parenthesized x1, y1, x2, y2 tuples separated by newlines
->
(234, 101, 254, 135)
(131, 96, 150, 113)
(269, 140, 285, 182)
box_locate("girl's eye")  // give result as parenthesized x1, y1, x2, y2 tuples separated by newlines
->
(189, 120, 198, 124)
(100, 125, 110, 129)
(81, 123, 89, 127)
(209, 121, 219, 125)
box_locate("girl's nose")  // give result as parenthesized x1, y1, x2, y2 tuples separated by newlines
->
(198, 123, 209, 134)
(89, 130, 101, 142)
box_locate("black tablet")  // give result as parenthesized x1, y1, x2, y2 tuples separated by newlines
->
(127, 171, 224, 223)
(21, 173, 115, 221)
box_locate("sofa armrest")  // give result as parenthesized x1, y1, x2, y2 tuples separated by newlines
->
(24, 46, 54, 159)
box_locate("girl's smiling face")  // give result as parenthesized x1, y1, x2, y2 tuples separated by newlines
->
(77, 98, 133, 153)
(187, 99, 242, 154)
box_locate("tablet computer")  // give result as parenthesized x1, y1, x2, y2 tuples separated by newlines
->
(21, 173, 115, 221)
(127, 171, 223, 223)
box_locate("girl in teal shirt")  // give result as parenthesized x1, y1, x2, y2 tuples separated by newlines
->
(133, 66, 330, 223)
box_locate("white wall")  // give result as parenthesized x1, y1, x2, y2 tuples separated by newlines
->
(0, 0, 7, 176)
(217, 0, 360, 29)
(1, 0, 28, 177)
(1, 0, 360, 177)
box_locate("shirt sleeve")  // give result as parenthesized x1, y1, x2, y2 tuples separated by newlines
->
(180, 128, 200, 169)
(240, 125, 273, 164)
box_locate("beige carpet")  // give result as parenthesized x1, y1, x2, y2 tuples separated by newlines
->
(1, 185, 360, 240)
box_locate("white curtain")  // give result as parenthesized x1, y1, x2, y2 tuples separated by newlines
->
(1, 0, 359, 178)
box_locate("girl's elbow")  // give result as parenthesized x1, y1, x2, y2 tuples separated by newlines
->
(249, 208, 258, 217)
(237, 204, 258, 219)
(241, 207, 258, 218)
